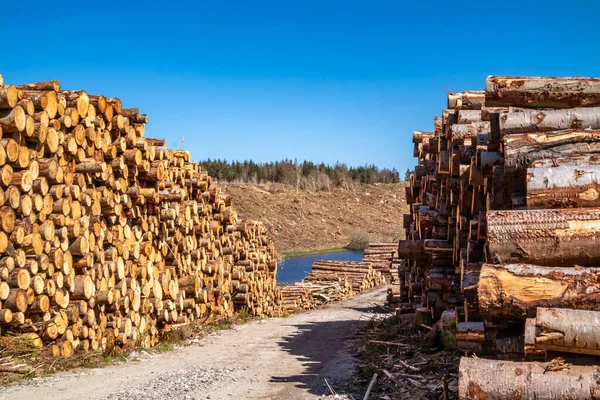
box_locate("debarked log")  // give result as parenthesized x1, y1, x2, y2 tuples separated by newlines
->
(478, 263, 600, 319)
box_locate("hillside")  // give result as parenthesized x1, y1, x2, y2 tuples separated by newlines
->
(221, 182, 408, 254)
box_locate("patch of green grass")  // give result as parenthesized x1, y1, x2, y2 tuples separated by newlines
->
(210, 318, 234, 332)
(158, 342, 174, 353)
(357, 364, 378, 380)
(237, 307, 252, 321)
(283, 247, 347, 257)
(104, 356, 114, 366)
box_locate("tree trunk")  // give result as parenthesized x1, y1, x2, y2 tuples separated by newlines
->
(456, 322, 485, 352)
(500, 107, 600, 134)
(397, 240, 425, 259)
(449, 90, 485, 110)
(486, 208, 600, 266)
(457, 110, 482, 124)
(451, 122, 490, 142)
(478, 263, 600, 319)
(503, 130, 600, 173)
(526, 307, 600, 357)
(527, 165, 600, 208)
(486, 75, 600, 108)
(413, 130, 434, 144)
(459, 357, 600, 400)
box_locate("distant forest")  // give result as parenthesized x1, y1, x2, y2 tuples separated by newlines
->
(198, 159, 403, 190)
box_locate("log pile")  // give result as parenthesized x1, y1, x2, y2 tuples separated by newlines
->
(288, 260, 385, 306)
(308, 260, 384, 292)
(299, 279, 354, 305)
(0, 74, 281, 356)
(362, 242, 400, 283)
(362, 243, 404, 305)
(279, 283, 316, 314)
(399, 76, 600, 398)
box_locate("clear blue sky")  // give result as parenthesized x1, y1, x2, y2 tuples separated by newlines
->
(2, 0, 598, 173)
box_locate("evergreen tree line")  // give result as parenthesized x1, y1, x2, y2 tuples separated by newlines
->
(198, 159, 401, 190)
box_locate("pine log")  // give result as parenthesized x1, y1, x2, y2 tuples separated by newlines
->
(0, 85, 19, 109)
(527, 165, 600, 208)
(486, 208, 600, 266)
(397, 240, 425, 259)
(486, 75, 600, 108)
(526, 308, 600, 357)
(413, 131, 434, 144)
(503, 130, 600, 173)
(478, 263, 600, 319)
(459, 357, 600, 400)
(500, 107, 600, 134)
(456, 322, 485, 353)
(0, 106, 27, 132)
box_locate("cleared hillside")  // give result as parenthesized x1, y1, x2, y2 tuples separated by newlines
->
(221, 183, 408, 254)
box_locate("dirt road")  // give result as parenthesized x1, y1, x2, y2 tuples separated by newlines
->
(0, 287, 387, 400)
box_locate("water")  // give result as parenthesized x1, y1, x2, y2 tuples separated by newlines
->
(276, 250, 364, 285)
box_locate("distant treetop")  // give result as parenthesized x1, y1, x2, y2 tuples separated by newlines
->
(198, 159, 400, 190)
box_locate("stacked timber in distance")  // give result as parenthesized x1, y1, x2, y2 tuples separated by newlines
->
(362, 242, 400, 283)
(309, 260, 384, 292)
(0, 74, 281, 357)
(399, 75, 600, 399)
(362, 242, 405, 305)
(279, 284, 316, 314)
(298, 259, 384, 305)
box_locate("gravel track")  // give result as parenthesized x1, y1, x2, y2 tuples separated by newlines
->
(0, 287, 386, 400)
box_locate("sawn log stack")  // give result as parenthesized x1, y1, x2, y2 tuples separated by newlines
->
(0, 74, 282, 356)
(399, 75, 600, 399)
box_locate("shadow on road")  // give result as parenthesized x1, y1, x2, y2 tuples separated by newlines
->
(269, 318, 367, 396)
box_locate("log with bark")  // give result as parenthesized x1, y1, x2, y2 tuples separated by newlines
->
(499, 107, 600, 134)
(526, 165, 600, 208)
(486, 208, 600, 266)
(478, 263, 600, 319)
(458, 357, 600, 400)
(486, 76, 600, 108)
(503, 129, 600, 174)
(526, 307, 600, 357)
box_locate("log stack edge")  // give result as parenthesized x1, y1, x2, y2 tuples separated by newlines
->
(0, 73, 282, 356)
(398, 75, 600, 398)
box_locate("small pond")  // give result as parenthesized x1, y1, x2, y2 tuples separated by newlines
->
(277, 250, 364, 285)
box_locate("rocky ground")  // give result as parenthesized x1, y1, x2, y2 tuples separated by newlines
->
(0, 288, 387, 400)
(221, 183, 408, 254)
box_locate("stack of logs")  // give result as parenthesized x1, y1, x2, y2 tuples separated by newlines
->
(287, 259, 385, 306)
(362, 243, 400, 283)
(308, 260, 384, 293)
(279, 284, 316, 314)
(0, 74, 281, 357)
(400, 76, 600, 398)
(362, 243, 404, 305)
